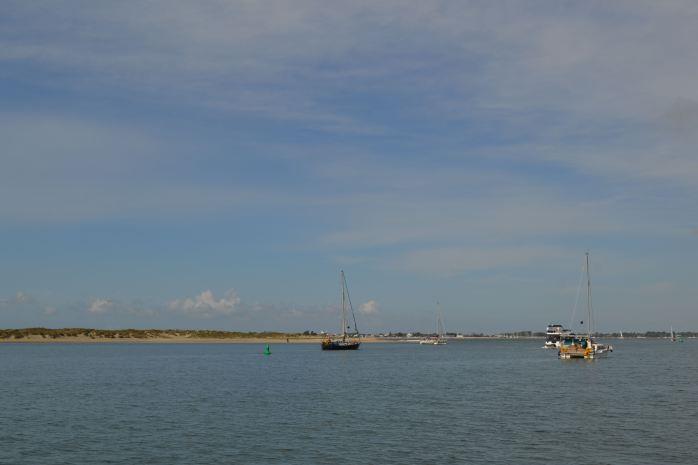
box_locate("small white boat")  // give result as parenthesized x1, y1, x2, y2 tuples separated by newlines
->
(670, 326, 684, 343)
(420, 302, 447, 345)
(592, 341, 613, 355)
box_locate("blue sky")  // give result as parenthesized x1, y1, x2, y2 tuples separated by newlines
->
(1, 1, 697, 333)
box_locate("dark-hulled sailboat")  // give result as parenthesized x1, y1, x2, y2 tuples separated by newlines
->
(321, 270, 361, 350)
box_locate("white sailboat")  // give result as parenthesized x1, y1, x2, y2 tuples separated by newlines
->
(434, 306, 447, 345)
(420, 302, 447, 345)
(669, 326, 684, 342)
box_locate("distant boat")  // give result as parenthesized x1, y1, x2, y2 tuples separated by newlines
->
(559, 252, 613, 359)
(420, 302, 447, 345)
(321, 270, 361, 351)
(544, 324, 573, 349)
(670, 326, 684, 343)
(619, 331, 624, 339)
(434, 306, 447, 345)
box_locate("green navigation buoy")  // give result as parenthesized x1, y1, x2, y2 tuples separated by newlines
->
(263, 344, 271, 355)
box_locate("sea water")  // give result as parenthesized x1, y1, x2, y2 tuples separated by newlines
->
(1, 339, 696, 464)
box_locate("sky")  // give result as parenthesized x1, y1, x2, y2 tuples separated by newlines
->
(1, 1, 697, 333)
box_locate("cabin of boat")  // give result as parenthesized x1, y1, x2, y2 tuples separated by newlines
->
(558, 335, 612, 359)
(558, 335, 593, 359)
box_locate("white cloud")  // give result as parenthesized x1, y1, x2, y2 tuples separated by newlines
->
(87, 299, 113, 314)
(84, 298, 158, 317)
(359, 300, 379, 315)
(43, 306, 57, 315)
(168, 289, 241, 318)
(0, 291, 35, 307)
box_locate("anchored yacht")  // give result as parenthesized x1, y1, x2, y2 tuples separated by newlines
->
(544, 324, 573, 349)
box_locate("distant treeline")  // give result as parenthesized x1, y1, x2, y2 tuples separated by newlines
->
(382, 331, 698, 338)
(601, 331, 698, 338)
(383, 332, 496, 337)
(0, 328, 300, 340)
(1, 328, 696, 340)
(497, 331, 698, 338)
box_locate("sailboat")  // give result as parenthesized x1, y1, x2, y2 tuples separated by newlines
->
(559, 252, 613, 359)
(669, 327, 684, 343)
(321, 270, 361, 351)
(434, 305, 447, 345)
(419, 302, 447, 345)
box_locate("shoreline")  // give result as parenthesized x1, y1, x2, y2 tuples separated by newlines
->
(0, 335, 382, 344)
(0, 336, 668, 344)
(0, 335, 539, 344)
(0, 328, 544, 344)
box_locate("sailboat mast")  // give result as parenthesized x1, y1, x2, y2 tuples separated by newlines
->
(435, 309, 438, 336)
(586, 252, 591, 337)
(341, 270, 346, 340)
(345, 273, 359, 336)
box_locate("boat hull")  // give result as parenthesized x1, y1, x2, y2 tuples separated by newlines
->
(321, 340, 360, 350)
(559, 351, 607, 359)
(558, 343, 612, 359)
(559, 349, 593, 359)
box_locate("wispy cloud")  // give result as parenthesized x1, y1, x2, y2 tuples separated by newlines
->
(14, 291, 30, 304)
(394, 246, 569, 275)
(358, 300, 379, 315)
(87, 299, 113, 315)
(168, 289, 241, 318)
(0, 291, 34, 307)
(2, 1, 696, 140)
(84, 298, 158, 318)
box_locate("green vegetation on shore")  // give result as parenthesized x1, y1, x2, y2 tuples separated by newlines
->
(0, 327, 304, 340)
(1, 328, 695, 340)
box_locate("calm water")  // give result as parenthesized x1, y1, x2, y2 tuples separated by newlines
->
(1, 339, 696, 464)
